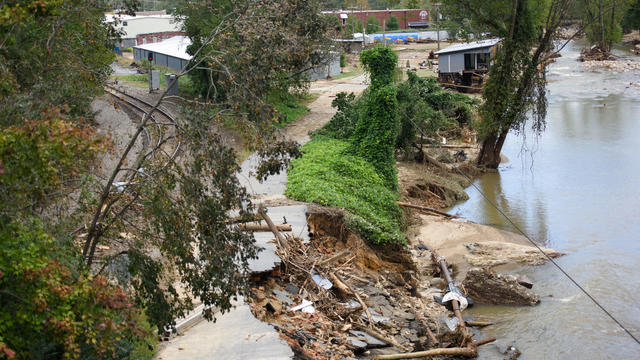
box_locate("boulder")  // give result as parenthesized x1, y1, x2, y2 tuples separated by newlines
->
(462, 268, 540, 306)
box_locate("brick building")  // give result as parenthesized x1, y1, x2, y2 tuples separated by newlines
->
(136, 31, 187, 45)
(323, 9, 430, 30)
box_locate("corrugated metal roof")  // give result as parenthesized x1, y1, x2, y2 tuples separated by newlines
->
(435, 38, 501, 55)
(134, 36, 192, 61)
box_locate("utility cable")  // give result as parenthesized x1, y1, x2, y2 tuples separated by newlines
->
(411, 124, 640, 345)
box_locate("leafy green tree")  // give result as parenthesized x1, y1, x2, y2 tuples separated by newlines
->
(0, 221, 155, 360)
(77, 0, 330, 333)
(579, 0, 633, 51)
(366, 15, 381, 33)
(443, 0, 575, 168)
(0, 0, 125, 123)
(387, 14, 400, 30)
(622, 0, 640, 30)
(344, 16, 365, 37)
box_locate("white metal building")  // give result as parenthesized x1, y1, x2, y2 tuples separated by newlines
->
(133, 36, 192, 72)
(435, 38, 501, 74)
(106, 13, 182, 48)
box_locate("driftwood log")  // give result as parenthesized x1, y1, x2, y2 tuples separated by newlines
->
(396, 201, 459, 218)
(372, 346, 477, 359)
(237, 223, 292, 232)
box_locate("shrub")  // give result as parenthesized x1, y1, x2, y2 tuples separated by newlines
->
(285, 137, 404, 244)
(387, 15, 400, 31)
(366, 16, 380, 34)
(340, 53, 346, 68)
(0, 221, 155, 359)
(312, 91, 360, 139)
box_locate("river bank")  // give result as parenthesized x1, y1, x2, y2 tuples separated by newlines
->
(450, 40, 640, 359)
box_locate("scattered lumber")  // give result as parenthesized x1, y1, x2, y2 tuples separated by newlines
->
(425, 144, 474, 149)
(473, 337, 497, 346)
(372, 346, 477, 359)
(396, 201, 459, 219)
(238, 223, 292, 232)
(226, 213, 262, 223)
(329, 272, 374, 329)
(466, 320, 495, 327)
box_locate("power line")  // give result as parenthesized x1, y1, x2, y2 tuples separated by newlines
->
(410, 124, 640, 345)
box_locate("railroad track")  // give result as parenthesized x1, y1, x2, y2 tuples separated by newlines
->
(104, 84, 181, 169)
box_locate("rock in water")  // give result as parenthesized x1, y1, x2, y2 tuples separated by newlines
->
(462, 268, 540, 306)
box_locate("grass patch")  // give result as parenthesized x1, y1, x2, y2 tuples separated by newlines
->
(331, 68, 365, 80)
(286, 137, 404, 244)
(415, 68, 437, 78)
(112, 71, 196, 95)
(270, 92, 319, 128)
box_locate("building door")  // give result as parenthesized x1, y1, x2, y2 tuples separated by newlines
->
(464, 53, 475, 70)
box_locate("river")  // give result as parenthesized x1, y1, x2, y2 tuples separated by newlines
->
(448, 40, 640, 359)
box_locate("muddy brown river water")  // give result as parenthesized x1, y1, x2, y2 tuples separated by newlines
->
(448, 40, 640, 359)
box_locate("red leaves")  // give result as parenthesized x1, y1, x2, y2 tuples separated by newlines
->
(0, 343, 16, 359)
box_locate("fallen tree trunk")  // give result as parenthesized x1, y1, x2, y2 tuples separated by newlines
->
(372, 346, 477, 359)
(258, 204, 289, 252)
(422, 150, 448, 172)
(238, 223, 292, 232)
(396, 201, 459, 218)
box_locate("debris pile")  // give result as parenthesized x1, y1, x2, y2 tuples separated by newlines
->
(582, 60, 640, 72)
(247, 207, 497, 359)
(462, 268, 540, 306)
(578, 45, 616, 62)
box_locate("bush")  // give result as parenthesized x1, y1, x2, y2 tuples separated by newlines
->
(387, 15, 400, 31)
(312, 91, 360, 139)
(340, 53, 346, 68)
(285, 137, 404, 244)
(0, 221, 156, 359)
(366, 16, 381, 34)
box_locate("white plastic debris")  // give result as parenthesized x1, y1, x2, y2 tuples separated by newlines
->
(442, 291, 469, 310)
(290, 299, 315, 314)
(311, 270, 333, 290)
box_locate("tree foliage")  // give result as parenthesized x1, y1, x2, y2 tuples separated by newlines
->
(366, 15, 381, 33)
(578, 0, 633, 51)
(1, 0, 330, 357)
(387, 14, 400, 30)
(442, 0, 574, 168)
(0, 221, 155, 360)
(178, 0, 331, 138)
(396, 72, 478, 153)
(0, 0, 125, 123)
(349, 46, 400, 189)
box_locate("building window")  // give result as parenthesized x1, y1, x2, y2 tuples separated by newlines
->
(477, 53, 490, 69)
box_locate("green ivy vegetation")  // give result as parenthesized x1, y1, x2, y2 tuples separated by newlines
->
(350, 47, 400, 189)
(285, 137, 404, 244)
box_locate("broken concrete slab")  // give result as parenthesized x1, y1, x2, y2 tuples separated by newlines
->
(248, 205, 310, 274)
(348, 330, 389, 348)
(156, 297, 293, 360)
